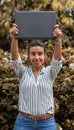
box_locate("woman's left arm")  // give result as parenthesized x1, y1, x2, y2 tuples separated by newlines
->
(53, 24, 62, 61)
(48, 25, 63, 80)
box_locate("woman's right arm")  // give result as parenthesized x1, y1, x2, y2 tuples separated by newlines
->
(10, 23, 19, 60)
(9, 24, 25, 79)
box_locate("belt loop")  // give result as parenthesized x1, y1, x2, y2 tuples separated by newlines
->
(45, 114, 47, 120)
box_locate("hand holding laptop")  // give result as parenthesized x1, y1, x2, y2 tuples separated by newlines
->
(9, 23, 19, 39)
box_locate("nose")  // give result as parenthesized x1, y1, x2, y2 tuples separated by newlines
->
(35, 54, 39, 60)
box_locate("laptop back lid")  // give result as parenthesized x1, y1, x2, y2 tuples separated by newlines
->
(15, 11, 56, 39)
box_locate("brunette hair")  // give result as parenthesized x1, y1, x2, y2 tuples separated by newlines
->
(28, 39, 46, 56)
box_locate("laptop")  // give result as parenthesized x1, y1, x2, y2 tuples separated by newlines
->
(15, 11, 56, 39)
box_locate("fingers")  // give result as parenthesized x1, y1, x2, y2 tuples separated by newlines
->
(12, 23, 17, 27)
(10, 23, 19, 35)
(53, 24, 62, 38)
(54, 24, 59, 29)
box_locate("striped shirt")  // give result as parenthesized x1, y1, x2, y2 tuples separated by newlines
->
(11, 55, 62, 115)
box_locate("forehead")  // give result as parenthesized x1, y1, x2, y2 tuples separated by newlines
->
(30, 46, 44, 52)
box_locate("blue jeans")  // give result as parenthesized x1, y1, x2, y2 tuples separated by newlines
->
(14, 113, 57, 130)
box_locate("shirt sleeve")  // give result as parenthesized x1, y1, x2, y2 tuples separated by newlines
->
(10, 55, 27, 79)
(50, 55, 63, 80)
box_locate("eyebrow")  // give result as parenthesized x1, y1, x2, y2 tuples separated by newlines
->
(30, 51, 44, 53)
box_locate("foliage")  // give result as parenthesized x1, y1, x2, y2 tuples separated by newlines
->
(0, 0, 74, 130)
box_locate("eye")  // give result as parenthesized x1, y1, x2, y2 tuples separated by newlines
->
(38, 52, 44, 56)
(31, 52, 36, 56)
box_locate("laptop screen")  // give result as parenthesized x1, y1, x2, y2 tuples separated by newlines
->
(15, 11, 56, 39)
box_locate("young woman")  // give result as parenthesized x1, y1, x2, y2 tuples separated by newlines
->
(10, 23, 63, 130)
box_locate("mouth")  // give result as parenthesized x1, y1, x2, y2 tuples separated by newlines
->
(35, 61, 40, 64)
(34, 61, 41, 64)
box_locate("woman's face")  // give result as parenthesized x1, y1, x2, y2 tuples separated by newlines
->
(29, 46, 45, 69)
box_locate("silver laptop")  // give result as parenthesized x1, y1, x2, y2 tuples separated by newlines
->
(15, 11, 56, 39)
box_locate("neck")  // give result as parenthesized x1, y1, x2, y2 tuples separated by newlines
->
(32, 67, 40, 72)
(32, 66, 41, 77)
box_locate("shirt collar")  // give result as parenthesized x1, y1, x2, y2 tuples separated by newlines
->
(40, 66, 45, 74)
(28, 66, 45, 76)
